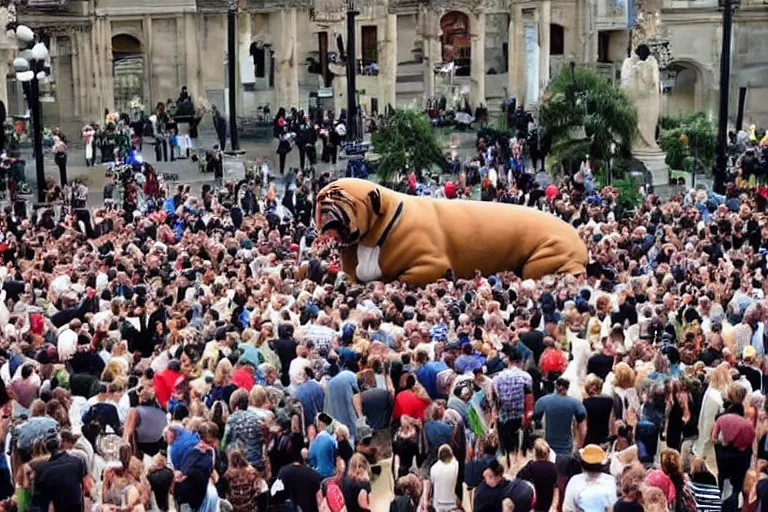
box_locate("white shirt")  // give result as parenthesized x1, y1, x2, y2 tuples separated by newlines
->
(563, 472, 616, 512)
(430, 459, 458, 512)
(58, 328, 78, 362)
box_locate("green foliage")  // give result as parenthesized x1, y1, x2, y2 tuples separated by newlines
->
(613, 176, 643, 218)
(659, 129, 687, 170)
(371, 109, 445, 183)
(658, 112, 715, 170)
(612, 157, 631, 180)
(477, 125, 514, 147)
(659, 116, 682, 131)
(539, 67, 638, 165)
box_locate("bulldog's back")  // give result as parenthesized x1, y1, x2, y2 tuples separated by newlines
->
(428, 197, 584, 277)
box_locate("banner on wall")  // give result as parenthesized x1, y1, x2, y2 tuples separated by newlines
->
(524, 23, 540, 105)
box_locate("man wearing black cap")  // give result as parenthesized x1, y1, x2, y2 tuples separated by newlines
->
(30, 430, 94, 511)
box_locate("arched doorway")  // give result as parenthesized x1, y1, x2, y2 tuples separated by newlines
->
(440, 11, 470, 77)
(665, 63, 698, 117)
(112, 34, 144, 115)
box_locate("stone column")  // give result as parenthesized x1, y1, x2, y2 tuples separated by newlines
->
(0, 6, 15, 109)
(470, 11, 486, 109)
(277, 8, 299, 109)
(143, 15, 153, 108)
(91, 19, 103, 115)
(381, 13, 398, 110)
(104, 20, 115, 111)
(184, 13, 200, 100)
(583, 0, 596, 63)
(539, 1, 551, 93)
(420, 6, 436, 103)
(237, 12, 251, 114)
(507, 8, 519, 102)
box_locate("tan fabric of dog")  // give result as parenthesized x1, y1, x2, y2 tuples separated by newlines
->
(315, 178, 587, 286)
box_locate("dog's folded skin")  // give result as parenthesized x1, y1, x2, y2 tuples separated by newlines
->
(315, 178, 588, 286)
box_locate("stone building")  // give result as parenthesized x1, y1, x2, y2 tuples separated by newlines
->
(6, 0, 768, 135)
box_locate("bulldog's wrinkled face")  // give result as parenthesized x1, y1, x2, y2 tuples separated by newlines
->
(315, 181, 381, 248)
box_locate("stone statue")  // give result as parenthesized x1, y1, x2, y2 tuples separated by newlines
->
(621, 44, 661, 150)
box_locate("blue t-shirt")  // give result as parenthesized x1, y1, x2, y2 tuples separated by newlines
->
(308, 430, 337, 478)
(326, 371, 360, 441)
(533, 393, 587, 454)
(294, 379, 325, 426)
(417, 361, 449, 399)
(455, 354, 483, 374)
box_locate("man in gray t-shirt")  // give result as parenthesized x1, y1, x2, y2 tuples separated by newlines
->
(533, 377, 587, 455)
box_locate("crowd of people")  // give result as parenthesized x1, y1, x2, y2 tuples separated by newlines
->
(272, 107, 351, 175)
(1, 97, 768, 512)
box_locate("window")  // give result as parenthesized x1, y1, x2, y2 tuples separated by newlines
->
(550, 24, 564, 56)
(318, 31, 331, 87)
(598, 31, 610, 63)
(361, 25, 377, 66)
(251, 43, 265, 78)
(269, 49, 275, 87)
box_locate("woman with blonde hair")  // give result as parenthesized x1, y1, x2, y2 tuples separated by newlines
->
(611, 363, 640, 433)
(101, 443, 148, 511)
(426, 444, 459, 512)
(518, 438, 559, 512)
(204, 358, 235, 408)
(694, 362, 730, 459)
(342, 453, 372, 512)
(334, 424, 354, 464)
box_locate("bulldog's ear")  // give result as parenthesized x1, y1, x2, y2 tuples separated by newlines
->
(368, 189, 382, 215)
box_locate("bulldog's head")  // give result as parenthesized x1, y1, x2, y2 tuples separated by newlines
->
(315, 178, 383, 248)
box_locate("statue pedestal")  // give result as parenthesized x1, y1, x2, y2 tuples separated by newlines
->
(633, 148, 669, 187)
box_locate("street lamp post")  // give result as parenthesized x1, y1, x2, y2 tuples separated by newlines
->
(345, 0, 357, 142)
(12, 25, 50, 202)
(714, 0, 739, 194)
(227, 0, 240, 152)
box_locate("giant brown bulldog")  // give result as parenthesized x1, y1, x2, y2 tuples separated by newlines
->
(315, 178, 588, 286)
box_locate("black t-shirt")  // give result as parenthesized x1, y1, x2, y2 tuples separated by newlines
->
(517, 460, 557, 511)
(274, 338, 298, 383)
(473, 478, 534, 512)
(147, 466, 174, 511)
(583, 395, 615, 445)
(700, 347, 723, 367)
(614, 499, 644, 512)
(738, 364, 763, 393)
(362, 388, 393, 431)
(277, 464, 323, 512)
(342, 476, 372, 512)
(31, 452, 87, 512)
(757, 478, 768, 512)
(586, 353, 614, 380)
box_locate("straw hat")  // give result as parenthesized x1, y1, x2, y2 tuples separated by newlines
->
(579, 444, 608, 465)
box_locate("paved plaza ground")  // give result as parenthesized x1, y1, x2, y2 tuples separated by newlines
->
(18, 129, 479, 207)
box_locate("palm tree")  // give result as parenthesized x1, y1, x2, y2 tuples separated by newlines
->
(540, 66, 637, 170)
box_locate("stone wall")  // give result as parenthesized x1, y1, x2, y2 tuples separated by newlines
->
(485, 13, 508, 75)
